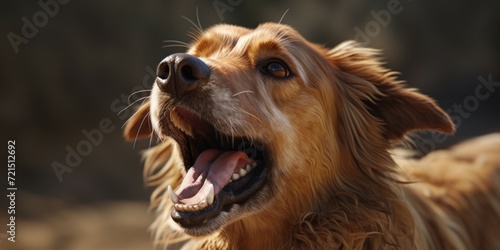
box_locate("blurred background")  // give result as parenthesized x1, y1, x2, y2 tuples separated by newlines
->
(1, 0, 499, 249)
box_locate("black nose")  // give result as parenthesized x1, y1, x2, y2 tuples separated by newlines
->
(156, 53, 210, 97)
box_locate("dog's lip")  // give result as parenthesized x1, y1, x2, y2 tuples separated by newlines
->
(170, 106, 213, 140)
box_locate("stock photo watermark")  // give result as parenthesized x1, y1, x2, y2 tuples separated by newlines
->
(413, 74, 499, 154)
(2, 140, 17, 244)
(213, 0, 243, 21)
(51, 66, 156, 183)
(354, 0, 411, 45)
(6, 0, 71, 54)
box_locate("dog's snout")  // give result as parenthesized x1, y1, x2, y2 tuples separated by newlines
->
(156, 53, 210, 97)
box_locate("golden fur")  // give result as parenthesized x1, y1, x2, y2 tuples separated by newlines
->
(124, 23, 500, 249)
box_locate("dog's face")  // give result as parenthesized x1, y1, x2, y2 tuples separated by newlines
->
(125, 23, 454, 238)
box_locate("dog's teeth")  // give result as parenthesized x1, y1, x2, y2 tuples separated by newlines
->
(172, 183, 215, 211)
(174, 203, 194, 212)
(252, 162, 258, 168)
(199, 200, 207, 209)
(245, 164, 253, 172)
(232, 173, 240, 181)
(174, 203, 182, 211)
(239, 168, 248, 177)
(168, 185, 178, 204)
(176, 204, 190, 212)
(207, 183, 215, 205)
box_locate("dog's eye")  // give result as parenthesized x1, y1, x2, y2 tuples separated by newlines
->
(262, 61, 290, 78)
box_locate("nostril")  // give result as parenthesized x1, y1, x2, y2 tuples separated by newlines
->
(178, 58, 210, 84)
(180, 65, 197, 83)
(157, 62, 170, 80)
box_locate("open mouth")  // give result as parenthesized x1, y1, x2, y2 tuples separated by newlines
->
(164, 105, 268, 228)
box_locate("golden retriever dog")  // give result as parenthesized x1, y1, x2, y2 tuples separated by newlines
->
(124, 23, 500, 249)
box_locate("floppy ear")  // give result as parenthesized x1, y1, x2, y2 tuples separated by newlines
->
(328, 41, 455, 140)
(123, 100, 153, 141)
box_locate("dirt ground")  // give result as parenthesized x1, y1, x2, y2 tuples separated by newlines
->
(2, 196, 153, 250)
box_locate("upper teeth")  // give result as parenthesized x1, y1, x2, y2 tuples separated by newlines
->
(230, 162, 258, 182)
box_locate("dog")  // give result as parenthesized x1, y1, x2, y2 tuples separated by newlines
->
(124, 23, 500, 249)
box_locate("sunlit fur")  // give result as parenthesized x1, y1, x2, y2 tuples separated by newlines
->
(124, 23, 500, 249)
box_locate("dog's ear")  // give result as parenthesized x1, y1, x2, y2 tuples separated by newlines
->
(369, 83, 455, 140)
(123, 100, 153, 141)
(328, 41, 455, 140)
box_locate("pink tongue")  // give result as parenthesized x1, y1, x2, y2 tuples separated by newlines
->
(175, 149, 251, 205)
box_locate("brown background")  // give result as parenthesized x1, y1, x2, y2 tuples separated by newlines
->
(1, 0, 499, 249)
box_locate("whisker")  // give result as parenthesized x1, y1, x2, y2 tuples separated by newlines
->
(240, 110, 263, 125)
(181, 8, 203, 37)
(118, 96, 149, 117)
(129, 89, 152, 95)
(133, 112, 151, 149)
(242, 119, 257, 147)
(195, 7, 203, 34)
(163, 39, 191, 46)
(148, 128, 155, 149)
(278, 9, 290, 24)
(232, 90, 255, 97)
(121, 97, 150, 129)
(162, 39, 191, 49)
(186, 31, 200, 44)
(162, 44, 190, 49)
(128, 90, 151, 105)
(217, 130, 224, 148)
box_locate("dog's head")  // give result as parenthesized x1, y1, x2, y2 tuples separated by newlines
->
(125, 23, 454, 239)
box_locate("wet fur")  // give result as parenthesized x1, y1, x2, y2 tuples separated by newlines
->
(125, 23, 500, 249)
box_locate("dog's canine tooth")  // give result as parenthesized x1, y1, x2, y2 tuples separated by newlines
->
(207, 183, 215, 205)
(168, 185, 179, 204)
(199, 200, 207, 209)
(252, 162, 258, 168)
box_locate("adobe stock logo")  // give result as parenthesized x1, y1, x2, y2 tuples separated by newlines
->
(51, 65, 156, 183)
(414, 74, 500, 154)
(353, 0, 410, 45)
(212, 0, 243, 21)
(6, 0, 70, 54)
